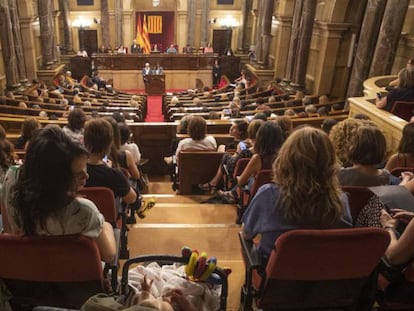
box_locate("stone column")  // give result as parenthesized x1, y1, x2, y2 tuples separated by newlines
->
(59, 0, 72, 53)
(259, 0, 274, 66)
(254, 0, 264, 63)
(101, 0, 110, 49)
(200, 0, 209, 47)
(0, 0, 19, 88)
(115, 0, 123, 47)
(237, 0, 252, 52)
(187, 0, 196, 46)
(347, 0, 387, 97)
(38, 0, 54, 68)
(290, 0, 317, 90)
(369, 0, 410, 77)
(283, 0, 303, 84)
(9, 0, 27, 83)
(50, 0, 58, 63)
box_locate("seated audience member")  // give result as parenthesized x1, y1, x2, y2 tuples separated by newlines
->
(217, 120, 249, 152)
(224, 47, 234, 56)
(320, 118, 338, 135)
(175, 116, 217, 164)
(204, 43, 214, 54)
(389, 57, 414, 87)
(241, 126, 352, 265)
(199, 120, 263, 191)
(274, 116, 293, 140)
(83, 118, 137, 205)
(217, 121, 284, 203)
(14, 118, 41, 150)
(104, 117, 140, 182)
(117, 44, 126, 54)
(319, 94, 329, 105)
(385, 123, 414, 171)
(0, 124, 16, 180)
(356, 171, 413, 228)
(376, 67, 414, 111)
(183, 44, 192, 54)
(329, 118, 365, 167)
(119, 123, 141, 164)
(380, 203, 414, 304)
(63, 108, 86, 145)
(152, 44, 159, 52)
(1, 125, 116, 263)
(166, 44, 177, 54)
(337, 125, 400, 186)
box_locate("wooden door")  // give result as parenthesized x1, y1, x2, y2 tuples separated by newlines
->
(213, 29, 232, 55)
(79, 29, 97, 56)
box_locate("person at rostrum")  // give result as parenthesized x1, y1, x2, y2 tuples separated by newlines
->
(142, 62, 152, 83)
(1, 125, 116, 263)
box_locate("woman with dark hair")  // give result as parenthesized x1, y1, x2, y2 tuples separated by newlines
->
(63, 108, 87, 144)
(84, 118, 137, 205)
(199, 120, 262, 191)
(175, 116, 217, 163)
(0, 124, 16, 180)
(1, 125, 116, 263)
(338, 125, 399, 186)
(104, 117, 140, 181)
(218, 120, 249, 152)
(119, 123, 141, 164)
(14, 118, 41, 150)
(241, 127, 352, 265)
(385, 123, 414, 171)
(217, 121, 285, 203)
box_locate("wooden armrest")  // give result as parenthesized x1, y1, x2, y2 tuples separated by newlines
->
(238, 232, 261, 269)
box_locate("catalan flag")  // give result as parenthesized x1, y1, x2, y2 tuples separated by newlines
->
(142, 15, 151, 54)
(136, 14, 144, 48)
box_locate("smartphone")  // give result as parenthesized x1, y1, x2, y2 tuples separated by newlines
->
(376, 92, 382, 99)
(239, 141, 247, 151)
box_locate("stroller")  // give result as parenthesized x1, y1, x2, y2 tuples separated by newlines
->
(120, 253, 229, 310)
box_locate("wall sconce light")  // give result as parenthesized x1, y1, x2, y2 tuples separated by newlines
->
(72, 17, 92, 29)
(208, 18, 217, 25)
(219, 15, 239, 28)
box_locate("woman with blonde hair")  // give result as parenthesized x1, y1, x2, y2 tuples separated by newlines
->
(242, 127, 352, 265)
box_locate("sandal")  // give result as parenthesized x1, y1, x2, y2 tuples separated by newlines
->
(217, 190, 236, 204)
(198, 182, 216, 191)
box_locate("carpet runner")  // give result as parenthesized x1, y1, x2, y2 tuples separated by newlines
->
(145, 95, 164, 122)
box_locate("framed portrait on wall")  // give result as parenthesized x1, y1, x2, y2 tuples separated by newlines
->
(77, 0, 94, 5)
(217, 0, 234, 4)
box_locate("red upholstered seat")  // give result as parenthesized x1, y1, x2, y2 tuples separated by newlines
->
(239, 228, 390, 310)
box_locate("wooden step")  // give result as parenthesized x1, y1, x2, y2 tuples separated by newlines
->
(135, 202, 238, 224)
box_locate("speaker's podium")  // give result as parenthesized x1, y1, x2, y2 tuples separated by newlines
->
(144, 74, 165, 95)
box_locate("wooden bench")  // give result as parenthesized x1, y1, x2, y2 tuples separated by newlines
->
(178, 151, 225, 195)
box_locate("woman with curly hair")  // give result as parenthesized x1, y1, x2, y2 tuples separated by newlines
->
(385, 123, 414, 171)
(329, 118, 364, 167)
(241, 127, 352, 265)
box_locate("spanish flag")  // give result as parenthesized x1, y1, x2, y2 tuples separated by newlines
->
(142, 15, 151, 54)
(136, 14, 144, 48)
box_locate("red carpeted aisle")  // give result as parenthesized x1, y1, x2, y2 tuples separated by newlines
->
(145, 96, 164, 122)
